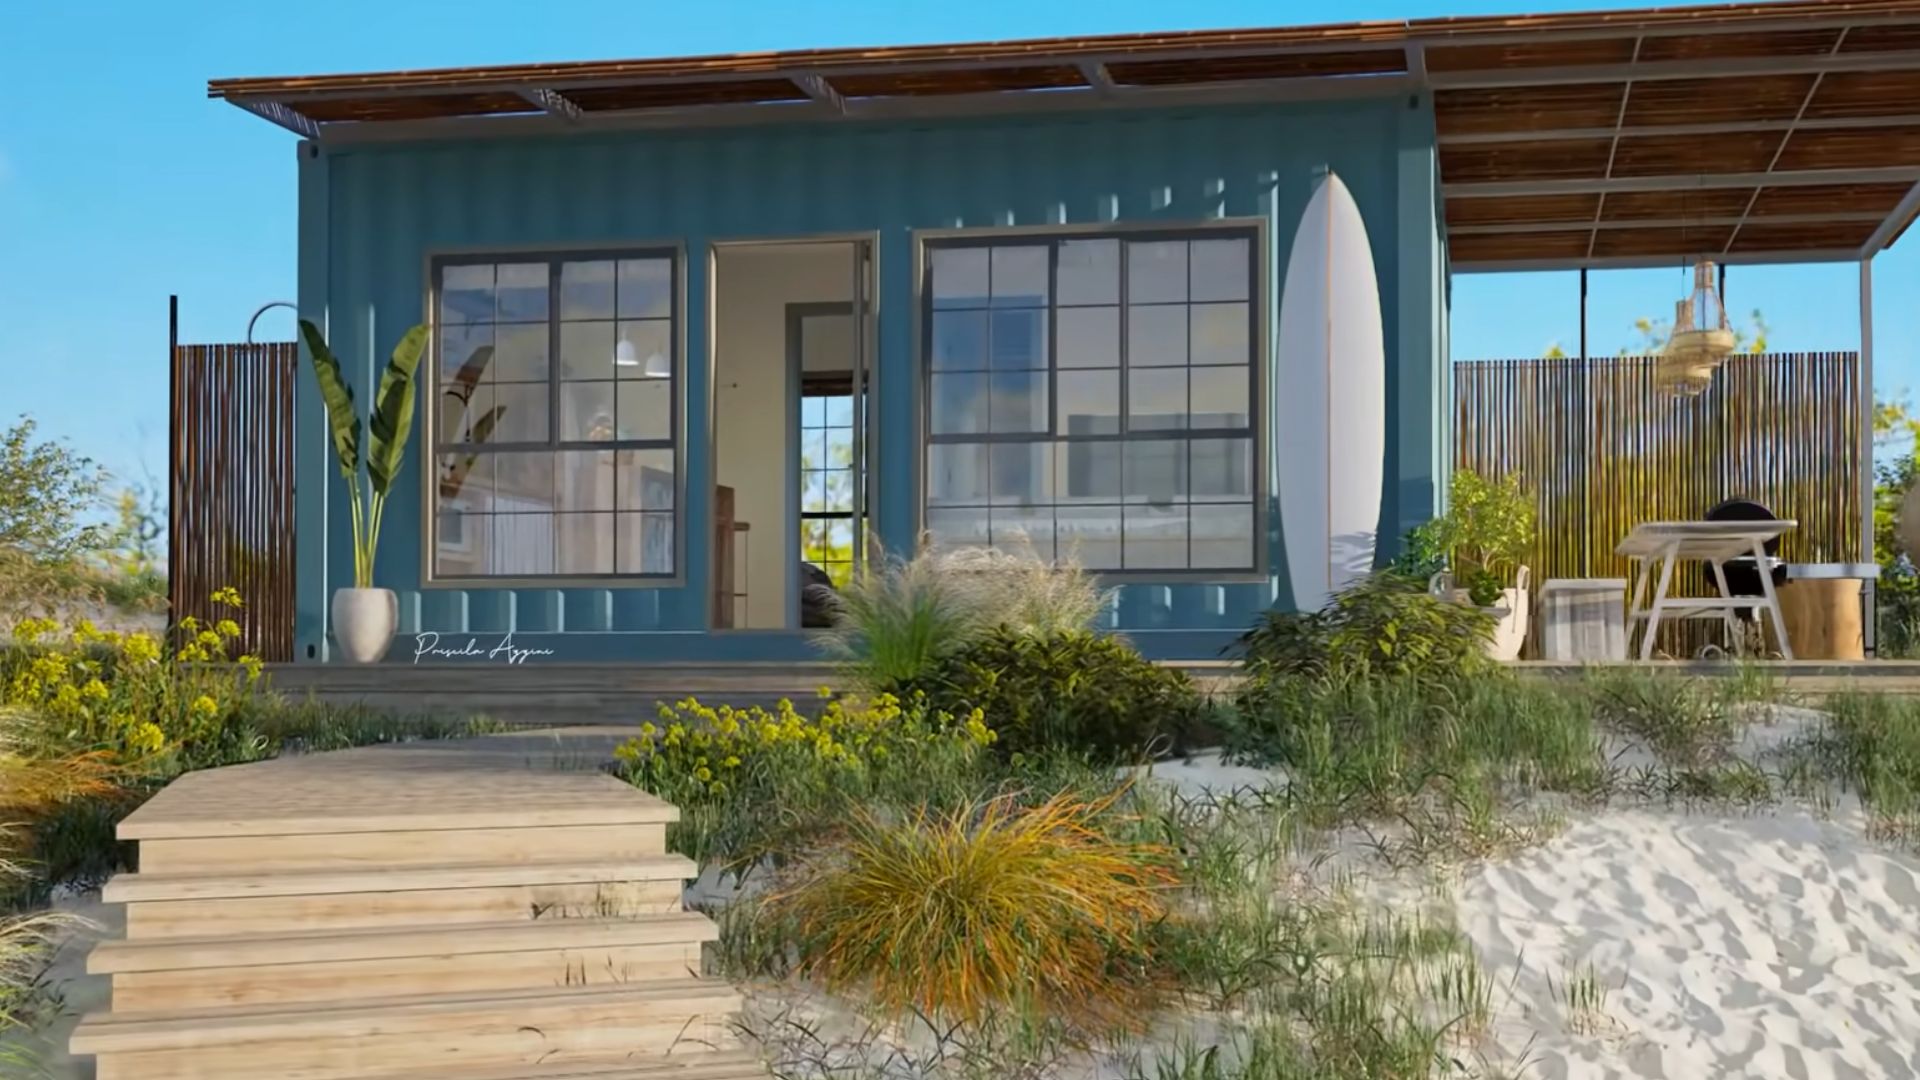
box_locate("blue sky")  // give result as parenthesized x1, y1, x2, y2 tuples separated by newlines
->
(2, 0, 1914, 490)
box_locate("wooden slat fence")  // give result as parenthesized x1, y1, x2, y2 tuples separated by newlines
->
(1454, 352, 1860, 658)
(169, 342, 298, 661)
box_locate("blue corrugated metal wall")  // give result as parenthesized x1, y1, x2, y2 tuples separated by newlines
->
(293, 96, 1445, 662)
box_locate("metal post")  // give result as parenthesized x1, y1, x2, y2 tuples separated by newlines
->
(167, 295, 180, 635)
(1861, 257, 1877, 655)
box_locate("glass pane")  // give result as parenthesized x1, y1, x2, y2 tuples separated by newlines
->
(1128, 305, 1188, 367)
(618, 258, 673, 319)
(990, 442, 1053, 505)
(440, 324, 495, 387)
(926, 506, 991, 551)
(1191, 504, 1255, 569)
(823, 520, 855, 571)
(560, 321, 618, 380)
(1124, 503, 1188, 569)
(989, 372, 1049, 434)
(990, 246, 1049, 308)
(990, 309, 1047, 371)
(559, 382, 617, 442)
(824, 468, 854, 514)
(1190, 238, 1250, 302)
(493, 513, 555, 575)
(931, 311, 988, 371)
(1129, 369, 1188, 431)
(927, 442, 991, 506)
(493, 452, 556, 512)
(802, 471, 829, 513)
(993, 505, 1057, 561)
(560, 260, 616, 320)
(616, 320, 673, 380)
(1057, 306, 1119, 369)
(1191, 438, 1254, 501)
(931, 247, 989, 309)
(435, 510, 492, 576)
(1128, 241, 1188, 303)
(618, 379, 671, 441)
(439, 383, 494, 447)
(801, 395, 827, 429)
(616, 511, 674, 574)
(555, 450, 615, 512)
(1056, 505, 1122, 569)
(1126, 439, 1186, 504)
(823, 395, 853, 427)
(1190, 366, 1250, 430)
(1056, 370, 1119, 436)
(493, 323, 549, 382)
(617, 449, 676, 511)
(1057, 239, 1119, 306)
(437, 453, 496, 511)
(1191, 303, 1251, 367)
(495, 263, 550, 322)
(440, 264, 493, 327)
(823, 427, 854, 471)
(930, 373, 988, 435)
(1055, 440, 1121, 501)
(556, 512, 614, 574)
(492, 384, 550, 443)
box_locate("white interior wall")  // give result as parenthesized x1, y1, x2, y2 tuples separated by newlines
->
(713, 243, 854, 629)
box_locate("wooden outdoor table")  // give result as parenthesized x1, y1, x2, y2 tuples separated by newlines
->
(1617, 520, 1796, 661)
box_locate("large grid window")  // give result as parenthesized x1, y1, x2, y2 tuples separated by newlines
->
(923, 230, 1257, 572)
(432, 251, 678, 581)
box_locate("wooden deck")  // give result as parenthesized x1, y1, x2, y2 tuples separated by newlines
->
(263, 658, 1920, 726)
(70, 732, 768, 1079)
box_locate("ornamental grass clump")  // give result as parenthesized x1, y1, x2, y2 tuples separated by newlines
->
(774, 788, 1175, 1028)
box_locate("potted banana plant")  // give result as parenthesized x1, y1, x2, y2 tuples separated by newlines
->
(300, 319, 428, 664)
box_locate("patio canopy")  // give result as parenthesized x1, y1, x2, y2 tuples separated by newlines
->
(210, 0, 1920, 271)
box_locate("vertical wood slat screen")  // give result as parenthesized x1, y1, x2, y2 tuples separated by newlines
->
(1453, 353, 1860, 658)
(169, 342, 298, 662)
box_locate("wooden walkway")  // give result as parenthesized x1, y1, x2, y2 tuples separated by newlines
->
(69, 733, 767, 1079)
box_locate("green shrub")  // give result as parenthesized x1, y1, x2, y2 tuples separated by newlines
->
(906, 628, 1204, 759)
(1237, 573, 1496, 691)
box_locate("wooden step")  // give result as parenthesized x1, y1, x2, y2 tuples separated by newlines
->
(73, 980, 742, 1080)
(137, 821, 670, 873)
(93, 913, 718, 1009)
(360, 1051, 770, 1078)
(110, 857, 697, 939)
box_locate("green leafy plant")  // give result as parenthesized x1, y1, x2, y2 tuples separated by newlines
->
(1237, 573, 1497, 687)
(299, 320, 428, 589)
(907, 627, 1204, 759)
(1430, 469, 1535, 605)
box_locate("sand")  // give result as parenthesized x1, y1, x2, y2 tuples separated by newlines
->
(1460, 803, 1920, 1080)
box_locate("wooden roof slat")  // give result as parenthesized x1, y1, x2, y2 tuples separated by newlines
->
(1607, 129, 1784, 178)
(1600, 187, 1757, 221)
(1592, 225, 1735, 257)
(1804, 70, 1920, 118)
(1633, 27, 1844, 61)
(1776, 124, 1920, 170)
(1432, 83, 1626, 136)
(1621, 74, 1818, 126)
(1439, 138, 1615, 184)
(1444, 193, 1601, 226)
(1750, 181, 1917, 215)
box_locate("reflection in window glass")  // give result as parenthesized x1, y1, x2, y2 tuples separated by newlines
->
(432, 252, 677, 580)
(924, 230, 1257, 571)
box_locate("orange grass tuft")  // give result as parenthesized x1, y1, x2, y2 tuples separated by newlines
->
(774, 788, 1176, 1027)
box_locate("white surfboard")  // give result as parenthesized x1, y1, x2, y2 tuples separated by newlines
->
(1276, 170, 1387, 611)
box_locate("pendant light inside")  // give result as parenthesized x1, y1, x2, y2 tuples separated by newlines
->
(1656, 259, 1735, 398)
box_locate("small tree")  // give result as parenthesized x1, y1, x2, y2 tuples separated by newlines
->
(0, 416, 107, 618)
(1432, 469, 1535, 606)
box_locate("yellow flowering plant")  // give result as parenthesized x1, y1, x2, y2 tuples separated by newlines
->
(2, 588, 267, 768)
(613, 691, 996, 812)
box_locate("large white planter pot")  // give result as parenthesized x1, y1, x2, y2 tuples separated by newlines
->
(1438, 566, 1531, 661)
(331, 587, 398, 664)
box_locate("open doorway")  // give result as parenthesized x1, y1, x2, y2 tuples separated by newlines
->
(711, 240, 872, 629)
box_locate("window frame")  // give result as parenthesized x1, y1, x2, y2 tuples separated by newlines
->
(913, 220, 1268, 581)
(420, 244, 687, 589)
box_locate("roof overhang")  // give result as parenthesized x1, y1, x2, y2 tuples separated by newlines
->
(211, 0, 1920, 271)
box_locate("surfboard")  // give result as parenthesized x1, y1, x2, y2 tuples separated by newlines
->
(1276, 170, 1387, 612)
